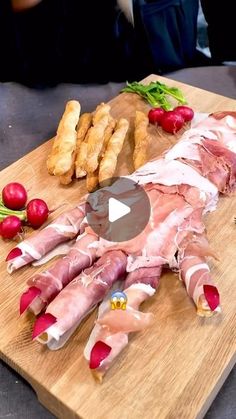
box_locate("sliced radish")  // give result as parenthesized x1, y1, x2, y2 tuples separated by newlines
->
(6, 247, 22, 261)
(203, 285, 220, 311)
(32, 313, 57, 340)
(20, 286, 41, 315)
(89, 341, 111, 369)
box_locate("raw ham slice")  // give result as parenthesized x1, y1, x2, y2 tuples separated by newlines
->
(124, 266, 162, 289)
(97, 184, 206, 272)
(178, 233, 220, 316)
(129, 158, 219, 213)
(6, 205, 85, 274)
(32, 250, 127, 349)
(164, 112, 236, 194)
(20, 231, 98, 315)
(201, 139, 236, 193)
(84, 267, 161, 382)
(195, 111, 236, 151)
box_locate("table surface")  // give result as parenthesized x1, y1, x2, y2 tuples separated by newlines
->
(0, 66, 235, 419)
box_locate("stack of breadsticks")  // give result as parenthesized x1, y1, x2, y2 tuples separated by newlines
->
(47, 100, 129, 192)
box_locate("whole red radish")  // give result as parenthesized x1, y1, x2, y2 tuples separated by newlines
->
(2, 182, 27, 210)
(174, 105, 194, 122)
(161, 111, 184, 134)
(148, 107, 165, 125)
(26, 199, 49, 228)
(0, 215, 22, 239)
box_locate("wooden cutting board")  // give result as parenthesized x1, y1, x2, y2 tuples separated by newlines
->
(0, 75, 236, 419)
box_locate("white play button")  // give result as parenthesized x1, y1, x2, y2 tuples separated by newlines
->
(108, 197, 131, 223)
(86, 177, 151, 242)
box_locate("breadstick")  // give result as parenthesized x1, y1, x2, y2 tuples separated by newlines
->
(75, 127, 91, 178)
(99, 118, 129, 186)
(47, 100, 81, 175)
(133, 110, 151, 170)
(85, 103, 111, 173)
(47, 135, 62, 175)
(92, 102, 109, 124)
(59, 113, 92, 184)
(51, 100, 81, 176)
(77, 112, 93, 144)
(100, 116, 116, 158)
(84, 116, 116, 191)
(86, 169, 99, 193)
(73, 113, 92, 178)
(59, 152, 75, 185)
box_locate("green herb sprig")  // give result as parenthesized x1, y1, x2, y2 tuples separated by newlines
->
(121, 80, 187, 110)
(0, 200, 26, 222)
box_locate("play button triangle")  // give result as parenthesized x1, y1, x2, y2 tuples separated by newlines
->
(86, 176, 151, 242)
(108, 197, 131, 223)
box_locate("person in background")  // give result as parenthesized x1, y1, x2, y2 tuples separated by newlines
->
(0, 0, 200, 87)
(0, 0, 137, 87)
(200, 0, 236, 64)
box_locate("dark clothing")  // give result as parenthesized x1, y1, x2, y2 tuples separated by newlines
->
(0, 0, 137, 86)
(201, 0, 236, 63)
(0, 0, 199, 87)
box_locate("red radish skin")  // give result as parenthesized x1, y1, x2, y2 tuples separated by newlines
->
(6, 247, 22, 261)
(161, 111, 185, 134)
(89, 341, 112, 369)
(20, 286, 41, 315)
(32, 313, 57, 339)
(174, 105, 194, 122)
(148, 107, 165, 125)
(0, 216, 22, 239)
(203, 284, 220, 311)
(2, 182, 27, 210)
(26, 199, 49, 228)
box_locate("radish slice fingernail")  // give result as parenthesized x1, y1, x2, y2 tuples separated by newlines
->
(20, 286, 41, 315)
(32, 313, 57, 340)
(6, 247, 22, 261)
(89, 341, 111, 369)
(203, 285, 220, 310)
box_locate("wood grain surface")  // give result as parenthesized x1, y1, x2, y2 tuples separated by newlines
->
(0, 75, 236, 419)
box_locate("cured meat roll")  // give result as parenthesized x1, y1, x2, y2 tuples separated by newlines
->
(178, 233, 220, 316)
(6, 205, 85, 274)
(32, 250, 127, 349)
(84, 266, 162, 382)
(20, 231, 98, 315)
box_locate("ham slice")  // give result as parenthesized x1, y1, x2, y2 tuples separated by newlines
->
(195, 111, 236, 151)
(32, 250, 127, 349)
(97, 183, 206, 272)
(129, 158, 219, 213)
(84, 267, 161, 382)
(164, 112, 236, 194)
(20, 231, 98, 315)
(178, 233, 220, 316)
(200, 139, 236, 193)
(7, 205, 85, 274)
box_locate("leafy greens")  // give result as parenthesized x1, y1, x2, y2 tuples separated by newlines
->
(121, 80, 187, 110)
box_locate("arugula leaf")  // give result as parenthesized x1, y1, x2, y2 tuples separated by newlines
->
(121, 80, 187, 110)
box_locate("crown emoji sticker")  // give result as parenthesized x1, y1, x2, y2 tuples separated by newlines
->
(110, 290, 127, 310)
